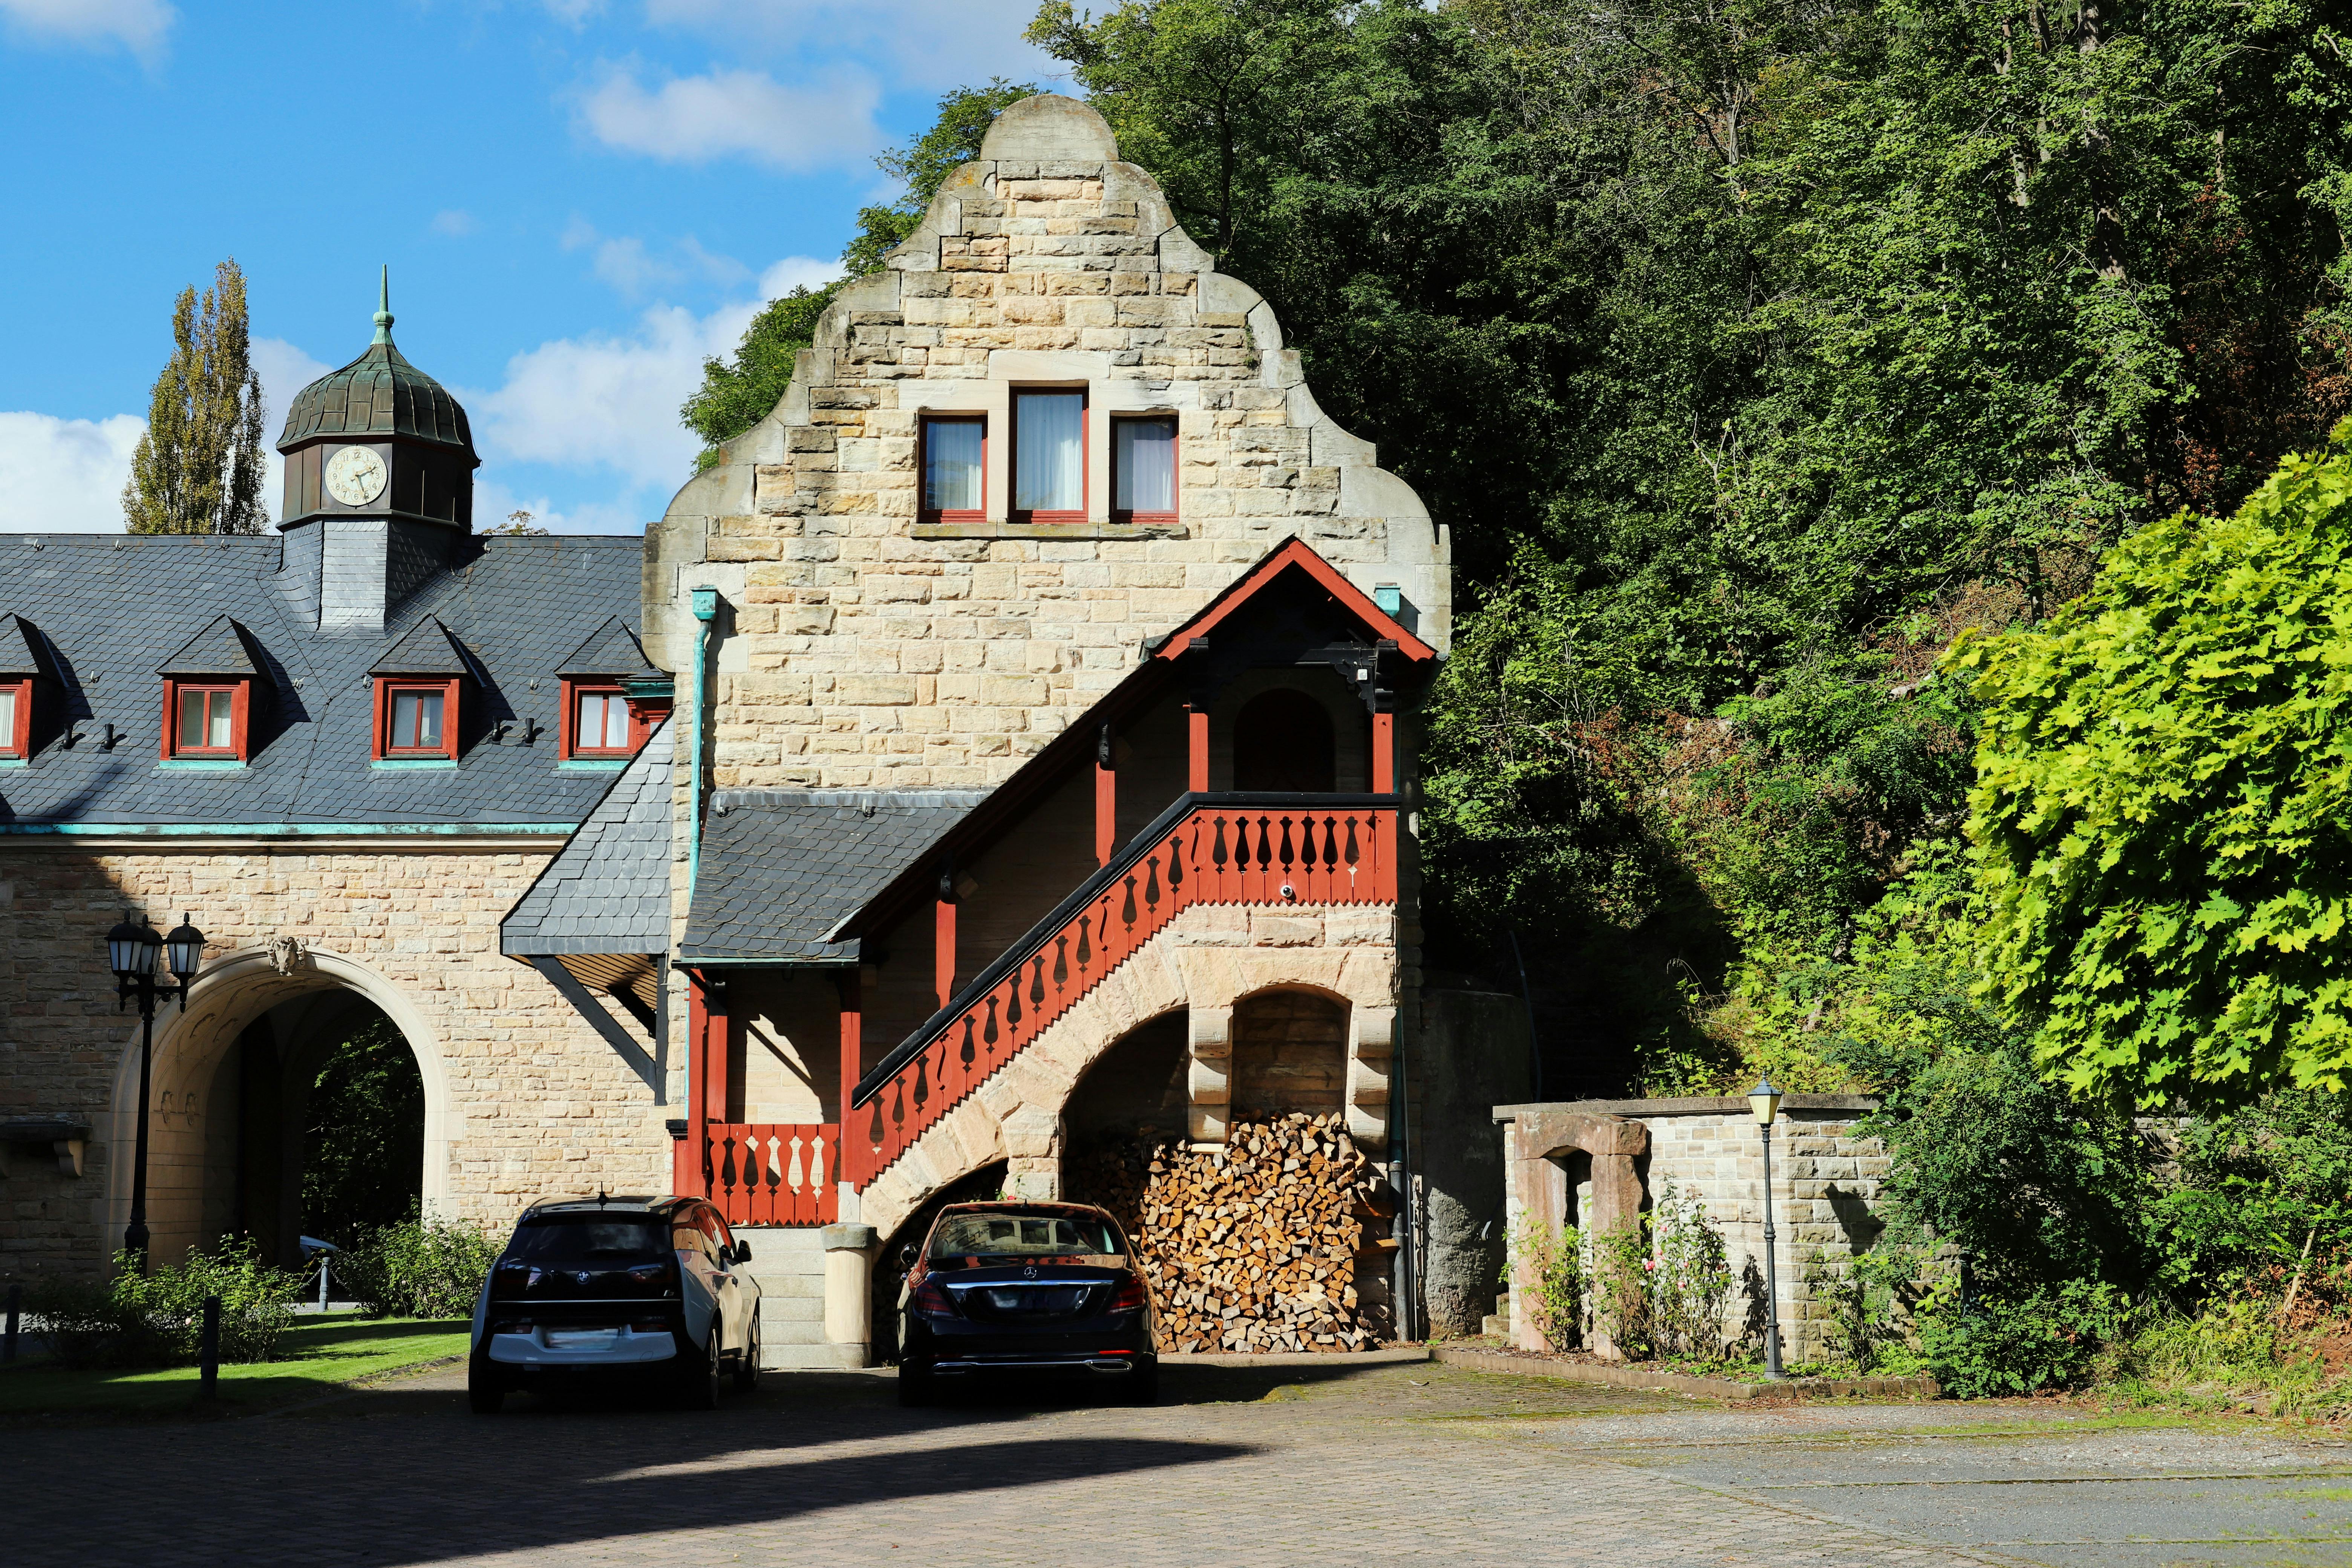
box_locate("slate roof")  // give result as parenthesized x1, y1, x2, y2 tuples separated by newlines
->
(0, 532, 648, 830)
(558, 616, 660, 678)
(501, 718, 675, 955)
(370, 616, 472, 677)
(157, 616, 260, 677)
(278, 331, 476, 458)
(678, 790, 986, 963)
(0, 615, 46, 678)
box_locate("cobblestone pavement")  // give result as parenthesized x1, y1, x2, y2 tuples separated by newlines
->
(12, 1359, 2352, 1568)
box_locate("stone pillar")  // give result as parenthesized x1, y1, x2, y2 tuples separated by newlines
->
(1186, 1003, 1233, 1145)
(1003, 1106, 1063, 1200)
(1345, 1004, 1394, 1145)
(821, 1222, 879, 1369)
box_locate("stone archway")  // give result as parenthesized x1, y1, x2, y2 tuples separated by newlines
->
(1503, 1109, 1649, 1358)
(104, 943, 455, 1268)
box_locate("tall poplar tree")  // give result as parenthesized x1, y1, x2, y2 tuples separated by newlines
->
(122, 259, 268, 535)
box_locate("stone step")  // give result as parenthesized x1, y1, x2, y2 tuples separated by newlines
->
(1481, 1314, 1508, 1337)
(761, 1292, 825, 1326)
(760, 1340, 847, 1371)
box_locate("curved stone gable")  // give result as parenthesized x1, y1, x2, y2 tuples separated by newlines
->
(645, 92, 1450, 793)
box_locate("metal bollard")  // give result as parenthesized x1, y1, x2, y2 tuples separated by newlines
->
(198, 1294, 220, 1399)
(318, 1257, 330, 1314)
(3, 1282, 19, 1364)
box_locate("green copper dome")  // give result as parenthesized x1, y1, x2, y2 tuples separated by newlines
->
(276, 270, 477, 461)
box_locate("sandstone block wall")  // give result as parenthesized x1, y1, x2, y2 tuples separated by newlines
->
(0, 844, 671, 1279)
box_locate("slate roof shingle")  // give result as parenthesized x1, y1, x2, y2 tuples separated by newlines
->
(558, 616, 660, 678)
(679, 790, 986, 962)
(157, 615, 261, 677)
(369, 616, 472, 677)
(0, 532, 646, 828)
(501, 718, 676, 955)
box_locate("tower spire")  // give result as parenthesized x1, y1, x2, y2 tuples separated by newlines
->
(372, 265, 394, 346)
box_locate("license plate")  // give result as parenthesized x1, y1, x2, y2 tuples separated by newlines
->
(548, 1329, 618, 1348)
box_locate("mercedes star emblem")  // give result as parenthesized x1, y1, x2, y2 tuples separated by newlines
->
(1023, 1265, 1038, 1279)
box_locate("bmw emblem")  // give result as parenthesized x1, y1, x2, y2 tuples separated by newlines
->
(575, 1271, 592, 1285)
(1023, 1265, 1038, 1279)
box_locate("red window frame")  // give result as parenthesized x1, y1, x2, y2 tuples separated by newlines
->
(0, 677, 30, 758)
(561, 678, 647, 760)
(1110, 413, 1180, 527)
(917, 414, 988, 523)
(373, 677, 461, 761)
(159, 678, 249, 761)
(1009, 388, 1088, 525)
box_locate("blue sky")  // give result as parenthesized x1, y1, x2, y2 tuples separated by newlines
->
(0, 0, 1063, 533)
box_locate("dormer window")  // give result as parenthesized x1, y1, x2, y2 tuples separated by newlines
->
(369, 616, 473, 767)
(157, 615, 263, 768)
(556, 616, 664, 768)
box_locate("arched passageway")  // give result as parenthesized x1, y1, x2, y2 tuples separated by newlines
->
(108, 948, 449, 1269)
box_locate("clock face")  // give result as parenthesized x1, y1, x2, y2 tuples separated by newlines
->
(324, 445, 387, 507)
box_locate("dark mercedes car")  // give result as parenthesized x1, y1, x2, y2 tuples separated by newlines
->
(896, 1200, 1158, 1406)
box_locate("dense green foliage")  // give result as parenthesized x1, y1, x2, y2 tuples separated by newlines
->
(334, 1212, 500, 1321)
(29, 1240, 300, 1369)
(1962, 437, 2352, 1110)
(681, 80, 1038, 468)
(1023, 0, 2352, 1090)
(301, 1013, 425, 1245)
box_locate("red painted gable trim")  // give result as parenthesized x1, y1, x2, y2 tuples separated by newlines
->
(1152, 537, 1437, 663)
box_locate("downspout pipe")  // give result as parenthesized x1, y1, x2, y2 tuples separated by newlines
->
(687, 586, 719, 902)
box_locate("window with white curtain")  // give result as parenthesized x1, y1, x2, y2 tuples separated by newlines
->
(922, 416, 985, 516)
(0, 685, 18, 753)
(1014, 391, 1085, 516)
(1113, 416, 1177, 517)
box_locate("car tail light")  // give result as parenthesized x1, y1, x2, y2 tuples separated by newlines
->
(1106, 1277, 1148, 1313)
(626, 1261, 674, 1294)
(490, 1262, 530, 1300)
(910, 1276, 958, 1318)
(631, 1318, 669, 1334)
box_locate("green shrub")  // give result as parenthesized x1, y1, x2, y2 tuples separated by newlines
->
(1919, 1278, 2127, 1396)
(1810, 1244, 1936, 1376)
(1583, 1184, 1734, 1363)
(28, 1238, 301, 1369)
(1510, 1216, 1586, 1349)
(335, 1212, 499, 1320)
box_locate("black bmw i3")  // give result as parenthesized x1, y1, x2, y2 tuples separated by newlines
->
(896, 1200, 1158, 1406)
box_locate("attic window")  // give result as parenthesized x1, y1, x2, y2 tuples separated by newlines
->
(0, 680, 28, 759)
(160, 679, 249, 763)
(920, 416, 985, 522)
(562, 680, 645, 761)
(1012, 390, 1085, 523)
(377, 679, 459, 760)
(1112, 415, 1177, 525)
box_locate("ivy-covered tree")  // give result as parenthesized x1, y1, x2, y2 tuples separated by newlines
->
(1960, 428, 2352, 1110)
(122, 258, 268, 535)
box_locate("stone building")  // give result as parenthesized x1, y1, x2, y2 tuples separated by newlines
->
(0, 288, 672, 1275)
(4, 95, 1492, 1368)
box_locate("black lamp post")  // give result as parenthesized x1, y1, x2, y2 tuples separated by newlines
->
(106, 911, 205, 1269)
(1749, 1075, 1785, 1378)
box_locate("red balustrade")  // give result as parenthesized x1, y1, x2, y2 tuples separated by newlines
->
(855, 802, 1398, 1184)
(706, 1122, 840, 1227)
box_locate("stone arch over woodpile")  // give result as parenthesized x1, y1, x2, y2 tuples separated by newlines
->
(105, 945, 454, 1269)
(1503, 1109, 1649, 1358)
(855, 902, 1398, 1240)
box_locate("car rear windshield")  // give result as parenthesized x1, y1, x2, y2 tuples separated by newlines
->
(929, 1211, 1122, 1259)
(507, 1214, 668, 1261)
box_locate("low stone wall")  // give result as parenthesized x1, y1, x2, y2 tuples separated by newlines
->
(1496, 1096, 1887, 1364)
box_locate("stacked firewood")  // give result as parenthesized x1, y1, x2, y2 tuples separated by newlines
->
(1067, 1113, 1395, 1353)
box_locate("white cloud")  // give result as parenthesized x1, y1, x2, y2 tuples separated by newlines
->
(0, 0, 173, 58)
(562, 218, 750, 299)
(760, 255, 840, 296)
(575, 64, 883, 171)
(466, 299, 758, 489)
(641, 0, 1058, 91)
(0, 412, 145, 531)
(475, 480, 643, 536)
(430, 208, 479, 237)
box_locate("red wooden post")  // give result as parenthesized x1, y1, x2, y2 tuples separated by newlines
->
(1095, 723, 1117, 866)
(1187, 703, 1210, 792)
(686, 971, 724, 1197)
(934, 870, 956, 1011)
(1371, 710, 1395, 795)
(837, 970, 863, 1190)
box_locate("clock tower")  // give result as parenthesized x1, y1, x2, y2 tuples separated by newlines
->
(275, 270, 482, 633)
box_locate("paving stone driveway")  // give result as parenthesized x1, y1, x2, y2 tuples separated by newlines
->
(12, 1358, 2352, 1568)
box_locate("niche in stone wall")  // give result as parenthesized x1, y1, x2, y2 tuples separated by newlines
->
(1230, 989, 1348, 1119)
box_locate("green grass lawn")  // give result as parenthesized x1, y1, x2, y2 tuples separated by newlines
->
(0, 1312, 469, 1421)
